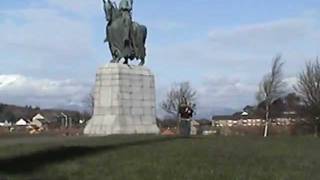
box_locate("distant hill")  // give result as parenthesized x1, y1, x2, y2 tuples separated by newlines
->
(196, 107, 238, 119)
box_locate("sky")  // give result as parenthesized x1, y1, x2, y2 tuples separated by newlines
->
(0, 0, 319, 118)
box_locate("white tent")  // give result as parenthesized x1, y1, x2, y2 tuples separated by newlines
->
(16, 119, 28, 126)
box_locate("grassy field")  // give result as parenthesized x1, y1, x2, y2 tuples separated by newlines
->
(0, 135, 319, 180)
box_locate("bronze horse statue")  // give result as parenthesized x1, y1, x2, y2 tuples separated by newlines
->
(103, 0, 147, 66)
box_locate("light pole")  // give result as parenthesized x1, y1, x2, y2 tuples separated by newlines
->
(61, 112, 68, 128)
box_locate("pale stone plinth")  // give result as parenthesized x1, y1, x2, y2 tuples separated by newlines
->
(84, 63, 159, 136)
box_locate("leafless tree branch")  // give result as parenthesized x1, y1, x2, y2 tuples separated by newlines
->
(161, 82, 197, 117)
(295, 57, 320, 136)
(256, 55, 286, 137)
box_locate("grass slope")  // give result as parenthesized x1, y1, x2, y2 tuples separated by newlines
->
(0, 135, 319, 180)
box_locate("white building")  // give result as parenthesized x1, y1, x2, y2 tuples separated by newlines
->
(16, 118, 28, 126)
(0, 120, 12, 127)
(32, 113, 45, 122)
(190, 120, 199, 135)
(31, 113, 45, 128)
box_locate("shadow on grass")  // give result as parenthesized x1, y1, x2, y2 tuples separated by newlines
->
(0, 136, 179, 174)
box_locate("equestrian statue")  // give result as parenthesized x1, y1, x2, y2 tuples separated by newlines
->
(103, 0, 147, 66)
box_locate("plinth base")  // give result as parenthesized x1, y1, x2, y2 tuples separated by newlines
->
(84, 63, 159, 136)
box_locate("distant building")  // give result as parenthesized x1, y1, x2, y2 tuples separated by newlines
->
(1, 120, 12, 127)
(31, 113, 46, 128)
(31, 119, 43, 128)
(0, 120, 10, 127)
(15, 118, 28, 126)
(212, 111, 296, 127)
(190, 120, 200, 135)
(241, 111, 249, 117)
(32, 113, 45, 122)
(160, 128, 176, 136)
(212, 115, 236, 127)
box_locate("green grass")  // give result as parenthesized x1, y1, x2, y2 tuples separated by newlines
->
(0, 135, 319, 180)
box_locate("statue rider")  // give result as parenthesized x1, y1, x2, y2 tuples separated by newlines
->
(102, 0, 133, 64)
(102, 0, 114, 43)
(102, 0, 146, 65)
(119, 0, 134, 63)
(119, 0, 133, 12)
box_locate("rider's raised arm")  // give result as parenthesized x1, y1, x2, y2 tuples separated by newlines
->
(129, 0, 133, 11)
(113, 1, 118, 9)
(102, 0, 108, 20)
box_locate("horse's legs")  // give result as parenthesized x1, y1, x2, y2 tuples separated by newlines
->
(124, 58, 129, 65)
(115, 57, 121, 63)
(111, 49, 122, 63)
(109, 44, 117, 63)
(109, 51, 116, 63)
(110, 53, 118, 63)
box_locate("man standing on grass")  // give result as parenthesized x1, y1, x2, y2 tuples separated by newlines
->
(178, 97, 194, 137)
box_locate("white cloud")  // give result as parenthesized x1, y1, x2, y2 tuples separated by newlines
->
(284, 76, 299, 92)
(46, 0, 101, 17)
(151, 16, 320, 117)
(0, 8, 94, 63)
(0, 1, 105, 83)
(153, 17, 319, 71)
(0, 74, 89, 109)
(208, 18, 319, 56)
(197, 76, 257, 113)
(148, 20, 186, 32)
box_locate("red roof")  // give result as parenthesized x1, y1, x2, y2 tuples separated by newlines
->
(161, 128, 176, 136)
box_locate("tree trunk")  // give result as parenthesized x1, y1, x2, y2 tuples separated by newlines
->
(264, 105, 270, 137)
(314, 124, 318, 137)
(177, 114, 180, 135)
(263, 121, 269, 137)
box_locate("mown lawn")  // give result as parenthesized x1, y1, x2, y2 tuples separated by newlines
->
(0, 135, 319, 180)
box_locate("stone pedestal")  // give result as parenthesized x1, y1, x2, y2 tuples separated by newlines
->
(84, 63, 159, 136)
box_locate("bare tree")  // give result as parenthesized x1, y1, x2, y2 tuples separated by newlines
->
(256, 55, 286, 137)
(82, 89, 95, 119)
(161, 82, 197, 118)
(295, 58, 320, 137)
